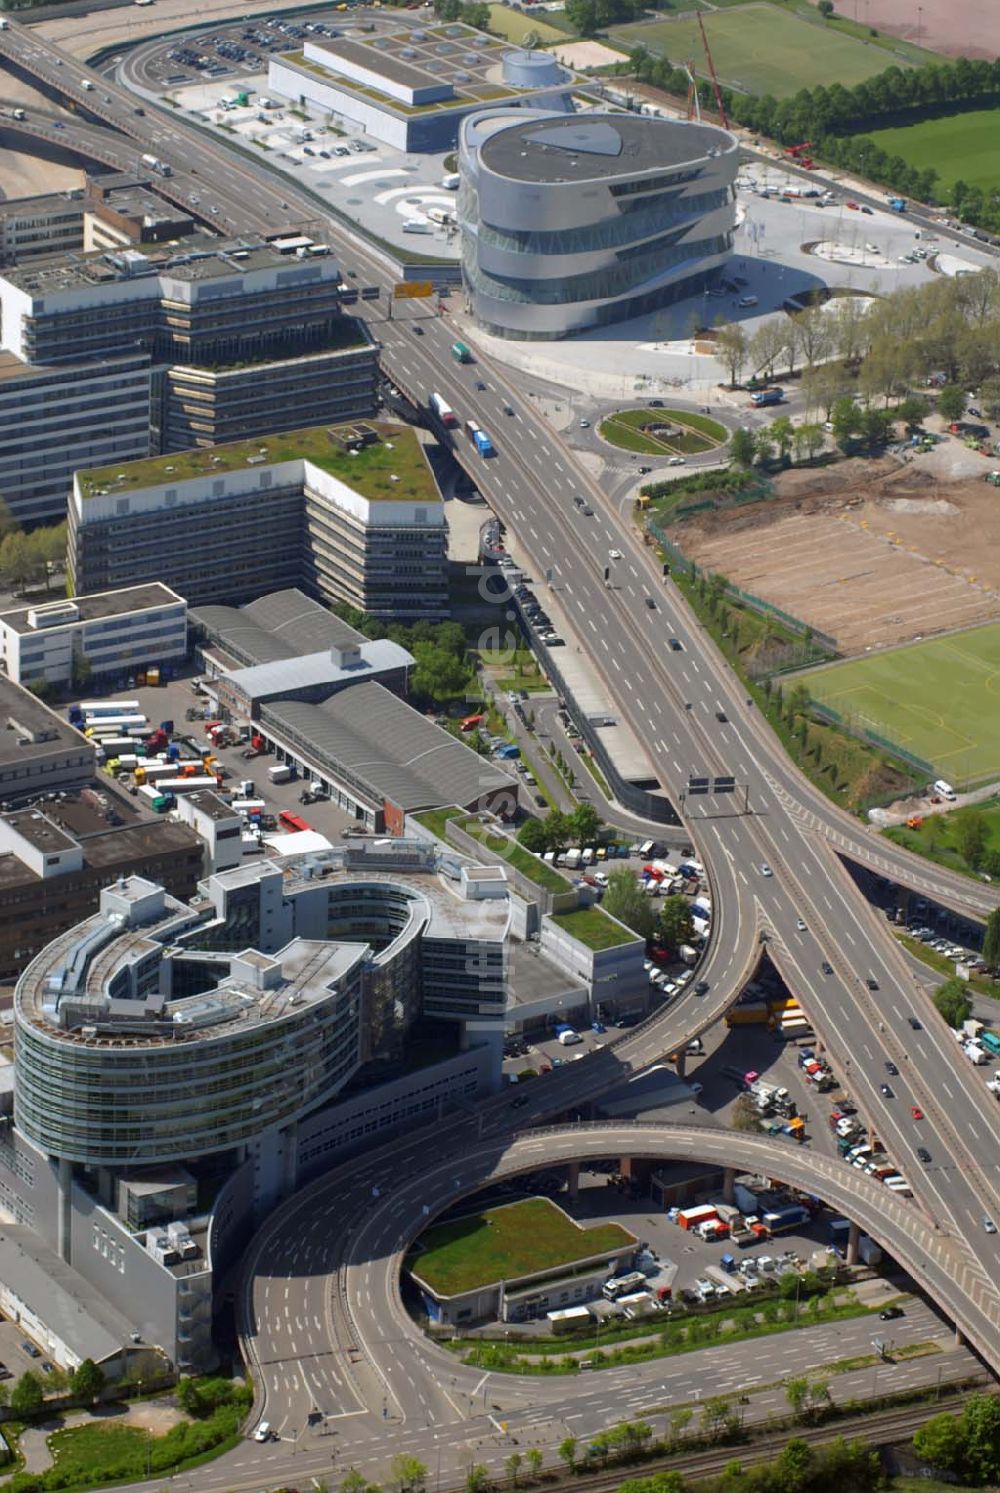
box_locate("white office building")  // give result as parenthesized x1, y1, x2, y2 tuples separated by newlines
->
(0, 583, 186, 689)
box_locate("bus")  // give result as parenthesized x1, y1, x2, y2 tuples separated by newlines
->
(979, 1029, 1000, 1057)
(451, 340, 472, 364)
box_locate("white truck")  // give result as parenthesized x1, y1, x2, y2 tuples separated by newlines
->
(267, 763, 294, 785)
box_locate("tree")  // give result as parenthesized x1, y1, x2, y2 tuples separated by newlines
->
(524, 1448, 543, 1480)
(565, 0, 599, 33)
(517, 817, 548, 853)
(715, 321, 749, 387)
(793, 423, 824, 463)
(658, 895, 694, 951)
(389, 1456, 427, 1493)
(897, 394, 929, 430)
(953, 809, 987, 869)
(603, 868, 657, 940)
(71, 1358, 104, 1400)
(753, 427, 775, 467)
(700, 1396, 736, 1441)
(933, 976, 971, 1028)
(409, 644, 471, 703)
(784, 1376, 810, 1420)
(557, 1436, 578, 1473)
(465, 1467, 491, 1493)
(936, 383, 966, 422)
(0, 530, 34, 592)
(729, 426, 755, 468)
(748, 318, 789, 382)
(11, 1371, 44, 1417)
(770, 415, 794, 462)
(959, 1392, 1000, 1483)
(341, 1472, 370, 1493)
(668, 1405, 693, 1443)
(982, 906, 1000, 969)
(774, 1438, 814, 1488)
(504, 1452, 522, 1488)
(830, 395, 862, 451)
(569, 803, 601, 844)
(858, 406, 893, 450)
(817, 0, 834, 14)
(980, 376, 1000, 422)
(912, 1410, 965, 1474)
(731, 1093, 760, 1132)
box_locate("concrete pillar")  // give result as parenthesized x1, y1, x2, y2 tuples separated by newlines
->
(57, 1158, 73, 1264)
(846, 1220, 861, 1265)
(723, 1168, 736, 1205)
(566, 1161, 580, 1200)
(619, 1156, 633, 1180)
(675, 1053, 686, 1079)
(955, 1324, 965, 1348)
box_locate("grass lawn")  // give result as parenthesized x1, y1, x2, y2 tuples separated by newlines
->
(411, 1197, 634, 1295)
(611, 2, 915, 96)
(884, 800, 1000, 877)
(414, 807, 462, 842)
(866, 109, 1000, 197)
(600, 406, 725, 457)
(803, 621, 1000, 785)
(891, 931, 999, 1001)
(550, 903, 637, 949)
(486, 4, 565, 42)
(460, 818, 571, 892)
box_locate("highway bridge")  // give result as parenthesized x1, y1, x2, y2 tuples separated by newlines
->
(1, 9, 999, 1470)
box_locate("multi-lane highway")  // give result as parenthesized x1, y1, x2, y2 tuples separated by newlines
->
(3, 9, 1000, 1471)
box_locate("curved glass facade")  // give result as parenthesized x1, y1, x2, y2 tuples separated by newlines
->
(459, 110, 739, 339)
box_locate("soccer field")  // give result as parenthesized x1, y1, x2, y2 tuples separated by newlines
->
(804, 622, 1000, 785)
(866, 110, 1000, 196)
(610, 3, 914, 97)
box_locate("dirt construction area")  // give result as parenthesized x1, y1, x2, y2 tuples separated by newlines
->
(805, 0, 998, 58)
(673, 456, 1000, 655)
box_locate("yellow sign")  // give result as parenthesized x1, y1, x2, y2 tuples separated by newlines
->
(393, 280, 434, 299)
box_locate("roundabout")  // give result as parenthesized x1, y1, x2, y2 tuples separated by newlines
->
(598, 407, 728, 458)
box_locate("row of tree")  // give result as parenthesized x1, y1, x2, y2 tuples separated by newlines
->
(0, 493, 66, 596)
(628, 46, 1000, 229)
(912, 1392, 1000, 1484)
(516, 802, 602, 853)
(333, 607, 478, 707)
(602, 867, 694, 949)
(715, 270, 1000, 411)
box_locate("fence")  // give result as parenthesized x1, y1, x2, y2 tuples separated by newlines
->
(646, 516, 837, 663)
(809, 701, 934, 780)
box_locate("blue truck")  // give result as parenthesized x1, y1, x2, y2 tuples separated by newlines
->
(888, 197, 906, 212)
(750, 387, 785, 407)
(465, 418, 495, 457)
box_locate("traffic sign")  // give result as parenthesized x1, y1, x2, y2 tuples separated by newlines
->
(714, 776, 736, 793)
(688, 777, 709, 795)
(393, 280, 434, 299)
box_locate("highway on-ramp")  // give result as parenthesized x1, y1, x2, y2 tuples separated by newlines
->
(2, 11, 999, 1466)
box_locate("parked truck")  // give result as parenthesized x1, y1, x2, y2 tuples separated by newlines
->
(267, 764, 294, 785)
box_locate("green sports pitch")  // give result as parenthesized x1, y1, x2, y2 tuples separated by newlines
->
(864, 110, 1000, 197)
(804, 622, 1000, 784)
(610, 3, 916, 98)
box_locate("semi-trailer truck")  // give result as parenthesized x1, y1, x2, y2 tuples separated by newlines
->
(429, 392, 457, 428)
(141, 153, 173, 176)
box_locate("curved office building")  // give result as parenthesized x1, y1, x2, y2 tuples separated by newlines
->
(458, 110, 739, 338)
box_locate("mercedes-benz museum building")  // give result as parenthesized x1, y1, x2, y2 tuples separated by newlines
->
(458, 109, 739, 338)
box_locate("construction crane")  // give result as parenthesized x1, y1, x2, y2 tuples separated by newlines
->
(683, 61, 701, 122)
(696, 12, 729, 130)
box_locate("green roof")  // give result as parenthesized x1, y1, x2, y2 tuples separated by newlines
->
(549, 904, 637, 950)
(409, 1197, 635, 1296)
(77, 421, 442, 505)
(283, 51, 523, 113)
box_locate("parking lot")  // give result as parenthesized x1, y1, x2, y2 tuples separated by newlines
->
(0, 1316, 56, 1383)
(83, 666, 367, 850)
(125, 9, 462, 258)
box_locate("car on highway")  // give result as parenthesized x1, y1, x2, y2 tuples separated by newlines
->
(796, 918, 806, 931)
(879, 1306, 903, 1320)
(645, 597, 657, 610)
(880, 1083, 894, 1098)
(908, 1016, 922, 1030)
(412, 325, 423, 335)
(911, 1106, 923, 1120)
(667, 456, 686, 466)
(573, 495, 586, 508)
(861, 205, 873, 214)
(609, 549, 622, 560)
(759, 863, 773, 877)
(917, 1147, 931, 1163)
(511, 1096, 529, 1109)
(820, 961, 833, 975)
(581, 505, 594, 516)
(669, 638, 683, 651)
(885, 1061, 898, 1075)
(504, 405, 515, 416)
(984, 1218, 998, 1234)
(866, 977, 879, 990)
(693, 980, 709, 996)
(476, 380, 487, 391)
(715, 710, 727, 722)
(579, 418, 590, 427)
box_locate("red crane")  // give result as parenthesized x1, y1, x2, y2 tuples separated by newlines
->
(696, 12, 729, 130)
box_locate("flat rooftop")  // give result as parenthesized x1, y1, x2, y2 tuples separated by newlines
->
(0, 583, 183, 636)
(78, 420, 441, 506)
(190, 589, 365, 669)
(226, 637, 413, 702)
(0, 815, 200, 892)
(480, 114, 734, 183)
(0, 677, 93, 772)
(0, 1224, 140, 1364)
(1, 235, 327, 296)
(183, 789, 237, 824)
(289, 20, 558, 115)
(409, 1196, 635, 1296)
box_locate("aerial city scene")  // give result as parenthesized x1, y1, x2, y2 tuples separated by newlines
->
(0, 0, 998, 1488)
